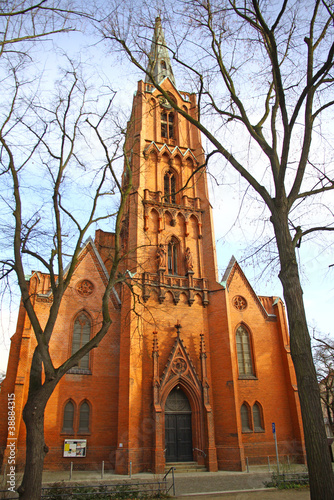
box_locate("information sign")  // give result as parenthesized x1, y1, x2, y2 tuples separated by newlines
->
(63, 439, 87, 457)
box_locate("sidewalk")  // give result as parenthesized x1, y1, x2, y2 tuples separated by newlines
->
(38, 465, 310, 499)
(176, 490, 310, 499)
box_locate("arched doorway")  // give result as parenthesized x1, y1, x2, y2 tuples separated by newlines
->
(165, 386, 193, 462)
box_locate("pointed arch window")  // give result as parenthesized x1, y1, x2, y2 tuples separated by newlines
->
(72, 312, 91, 370)
(241, 403, 251, 432)
(236, 325, 254, 377)
(62, 401, 74, 433)
(164, 170, 176, 204)
(161, 112, 174, 140)
(168, 239, 178, 275)
(253, 403, 264, 432)
(79, 401, 90, 433)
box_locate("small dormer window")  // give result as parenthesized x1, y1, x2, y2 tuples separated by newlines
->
(161, 60, 167, 70)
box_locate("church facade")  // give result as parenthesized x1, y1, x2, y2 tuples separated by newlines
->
(0, 18, 305, 474)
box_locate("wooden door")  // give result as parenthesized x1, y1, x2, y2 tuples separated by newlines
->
(165, 413, 192, 462)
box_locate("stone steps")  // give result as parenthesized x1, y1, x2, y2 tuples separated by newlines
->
(165, 461, 207, 473)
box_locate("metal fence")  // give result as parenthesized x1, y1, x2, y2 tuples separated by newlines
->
(0, 467, 176, 499)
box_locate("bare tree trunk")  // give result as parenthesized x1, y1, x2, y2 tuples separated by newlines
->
(17, 349, 58, 500)
(18, 400, 47, 499)
(272, 209, 334, 499)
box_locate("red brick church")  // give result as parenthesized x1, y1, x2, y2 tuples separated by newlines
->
(0, 18, 305, 474)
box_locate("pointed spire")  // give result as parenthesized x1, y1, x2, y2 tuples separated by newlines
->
(175, 321, 182, 337)
(145, 16, 176, 87)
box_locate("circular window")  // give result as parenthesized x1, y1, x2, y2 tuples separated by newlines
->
(233, 295, 247, 311)
(76, 280, 94, 297)
(172, 357, 187, 375)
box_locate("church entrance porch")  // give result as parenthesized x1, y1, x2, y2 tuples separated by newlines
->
(152, 328, 218, 473)
(165, 387, 193, 462)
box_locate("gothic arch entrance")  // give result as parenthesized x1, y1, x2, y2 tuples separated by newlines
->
(165, 386, 193, 462)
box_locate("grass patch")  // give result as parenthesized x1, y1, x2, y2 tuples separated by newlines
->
(265, 471, 309, 489)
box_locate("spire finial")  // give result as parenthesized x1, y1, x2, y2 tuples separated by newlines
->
(145, 17, 176, 87)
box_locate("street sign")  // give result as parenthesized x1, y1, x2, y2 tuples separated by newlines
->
(272, 422, 279, 475)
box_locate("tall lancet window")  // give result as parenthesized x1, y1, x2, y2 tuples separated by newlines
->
(79, 401, 90, 433)
(62, 401, 74, 433)
(236, 325, 254, 376)
(164, 170, 176, 204)
(72, 312, 91, 370)
(168, 113, 174, 138)
(161, 112, 174, 140)
(168, 239, 178, 275)
(253, 402, 264, 432)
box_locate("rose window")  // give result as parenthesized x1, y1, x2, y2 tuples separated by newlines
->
(233, 295, 247, 311)
(172, 357, 187, 375)
(76, 280, 94, 297)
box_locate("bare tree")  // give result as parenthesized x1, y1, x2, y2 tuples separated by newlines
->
(0, 57, 132, 500)
(0, 0, 79, 55)
(1, 71, 132, 499)
(96, 0, 334, 497)
(0, 4, 133, 498)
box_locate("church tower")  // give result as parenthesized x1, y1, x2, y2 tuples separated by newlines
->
(114, 16, 220, 473)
